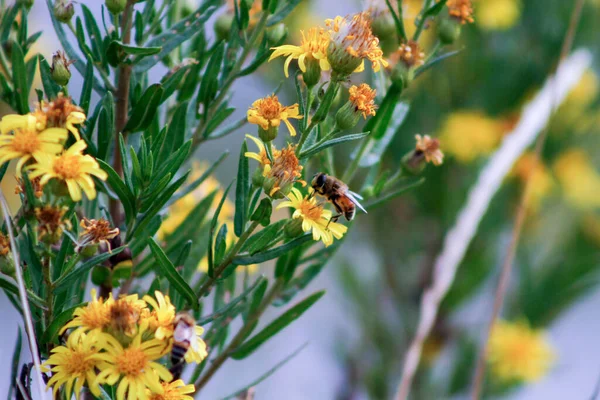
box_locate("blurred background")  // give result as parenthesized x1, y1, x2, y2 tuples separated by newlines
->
(2, 0, 600, 399)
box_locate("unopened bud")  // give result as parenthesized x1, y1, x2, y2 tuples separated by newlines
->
(50, 51, 73, 86)
(302, 57, 321, 88)
(401, 150, 426, 175)
(105, 0, 126, 14)
(438, 16, 462, 45)
(266, 23, 287, 45)
(284, 218, 304, 239)
(252, 168, 265, 187)
(327, 42, 362, 78)
(53, 0, 75, 23)
(390, 62, 414, 89)
(335, 101, 361, 131)
(371, 13, 396, 42)
(79, 244, 99, 258)
(258, 125, 278, 142)
(0, 256, 15, 277)
(214, 14, 234, 41)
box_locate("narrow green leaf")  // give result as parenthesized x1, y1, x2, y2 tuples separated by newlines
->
(208, 181, 234, 277)
(97, 159, 135, 223)
(248, 279, 268, 316)
(40, 303, 85, 343)
(414, 48, 464, 79)
(198, 42, 224, 106)
(231, 291, 325, 359)
(81, 5, 105, 66)
(117, 42, 162, 56)
(166, 102, 188, 154)
(214, 224, 229, 266)
(234, 140, 249, 237)
(11, 41, 28, 114)
(359, 102, 410, 167)
(364, 177, 425, 209)
(0, 6, 19, 42)
(148, 238, 198, 309)
(8, 329, 22, 400)
(124, 84, 164, 133)
(160, 66, 191, 104)
(233, 234, 313, 265)
(79, 56, 94, 114)
(266, 0, 302, 26)
(241, 220, 286, 255)
(53, 237, 74, 281)
(300, 132, 370, 159)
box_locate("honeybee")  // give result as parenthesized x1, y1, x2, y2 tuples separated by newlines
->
(170, 312, 197, 379)
(311, 172, 367, 222)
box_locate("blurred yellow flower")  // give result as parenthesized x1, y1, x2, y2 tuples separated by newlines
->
(276, 188, 347, 247)
(439, 111, 504, 162)
(60, 289, 112, 333)
(247, 94, 302, 137)
(148, 379, 195, 400)
(553, 149, 600, 209)
(488, 320, 554, 383)
(28, 140, 107, 202)
(447, 0, 475, 25)
(269, 27, 331, 78)
(475, 0, 521, 30)
(512, 153, 554, 210)
(43, 329, 103, 399)
(555, 70, 599, 134)
(143, 291, 176, 340)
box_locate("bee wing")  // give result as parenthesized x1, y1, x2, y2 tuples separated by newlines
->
(346, 191, 367, 214)
(348, 190, 363, 200)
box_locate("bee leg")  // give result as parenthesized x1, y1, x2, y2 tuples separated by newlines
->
(327, 214, 343, 228)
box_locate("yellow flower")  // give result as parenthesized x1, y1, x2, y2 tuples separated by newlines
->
(553, 149, 600, 210)
(143, 291, 176, 340)
(276, 188, 347, 247)
(108, 294, 149, 337)
(476, 0, 521, 31)
(247, 94, 302, 137)
(28, 140, 107, 201)
(325, 13, 388, 75)
(269, 27, 331, 78)
(447, 0, 475, 25)
(439, 111, 504, 163)
(60, 289, 112, 334)
(0, 114, 67, 173)
(246, 135, 305, 197)
(184, 325, 209, 364)
(488, 320, 554, 383)
(512, 153, 553, 210)
(43, 329, 103, 399)
(93, 324, 173, 399)
(147, 379, 195, 400)
(415, 134, 444, 166)
(348, 84, 377, 119)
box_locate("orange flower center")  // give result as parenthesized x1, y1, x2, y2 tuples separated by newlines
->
(299, 200, 324, 221)
(349, 84, 377, 116)
(53, 154, 82, 179)
(269, 145, 302, 181)
(64, 349, 95, 375)
(110, 299, 141, 334)
(258, 96, 284, 120)
(11, 129, 41, 154)
(80, 302, 110, 329)
(447, 0, 474, 24)
(116, 347, 148, 377)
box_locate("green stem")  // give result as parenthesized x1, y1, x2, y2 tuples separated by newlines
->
(42, 255, 53, 346)
(194, 279, 285, 392)
(297, 81, 339, 153)
(425, 41, 442, 62)
(197, 220, 261, 298)
(413, 0, 433, 41)
(342, 136, 371, 182)
(192, 12, 269, 149)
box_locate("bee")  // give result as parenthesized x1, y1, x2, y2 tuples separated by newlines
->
(310, 172, 367, 222)
(170, 312, 198, 379)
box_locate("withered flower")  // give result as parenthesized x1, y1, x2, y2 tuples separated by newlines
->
(77, 218, 120, 252)
(35, 205, 71, 243)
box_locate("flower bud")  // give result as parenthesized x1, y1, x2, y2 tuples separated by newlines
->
(18, 0, 34, 9)
(214, 13, 234, 41)
(401, 149, 426, 175)
(370, 13, 396, 42)
(335, 101, 361, 131)
(262, 176, 278, 197)
(302, 57, 321, 88)
(41, 230, 62, 246)
(258, 125, 278, 142)
(266, 23, 287, 45)
(327, 41, 363, 78)
(53, 0, 75, 23)
(79, 244, 99, 258)
(0, 256, 15, 277)
(50, 51, 72, 86)
(252, 168, 265, 187)
(438, 16, 462, 45)
(284, 218, 304, 239)
(390, 62, 414, 89)
(105, 0, 127, 14)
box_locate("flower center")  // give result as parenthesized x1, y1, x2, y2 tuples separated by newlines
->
(300, 200, 324, 221)
(116, 347, 148, 377)
(11, 129, 41, 154)
(53, 154, 81, 179)
(81, 302, 110, 329)
(259, 96, 283, 120)
(269, 145, 302, 181)
(64, 350, 95, 375)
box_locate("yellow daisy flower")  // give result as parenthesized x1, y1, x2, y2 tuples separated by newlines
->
(93, 324, 173, 399)
(184, 325, 209, 364)
(0, 114, 67, 173)
(60, 289, 113, 334)
(348, 84, 377, 119)
(488, 320, 554, 383)
(43, 329, 103, 399)
(269, 27, 331, 78)
(553, 149, 600, 210)
(147, 379, 195, 400)
(325, 12, 388, 76)
(107, 294, 149, 337)
(247, 94, 302, 137)
(28, 140, 107, 202)
(276, 187, 347, 247)
(143, 291, 176, 340)
(447, 0, 475, 25)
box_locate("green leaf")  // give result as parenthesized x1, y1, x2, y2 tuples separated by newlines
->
(79, 56, 94, 114)
(242, 220, 286, 255)
(97, 159, 135, 224)
(54, 247, 127, 293)
(11, 41, 28, 114)
(148, 238, 198, 309)
(300, 132, 370, 159)
(160, 66, 191, 104)
(414, 49, 464, 79)
(81, 5, 105, 67)
(116, 42, 162, 57)
(231, 291, 325, 359)
(248, 279, 268, 317)
(199, 42, 225, 106)
(364, 177, 425, 209)
(0, 6, 19, 42)
(53, 236, 74, 281)
(266, 0, 302, 26)
(363, 84, 401, 140)
(0, 163, 9, 184)
(40, 304, 85, 344)
(124, 84, 164, 133)
(233, 234, 313, 265)
(166, 102, 188, 154)
(214, 224, 229, 266)
(8, 329, 22, 400)
(97, 92, 115, 160)
(234, 140, 249, 237)
(0, 275, 45, 310)
(133, 3, 219, 72)
(208, 181, 234, 277)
